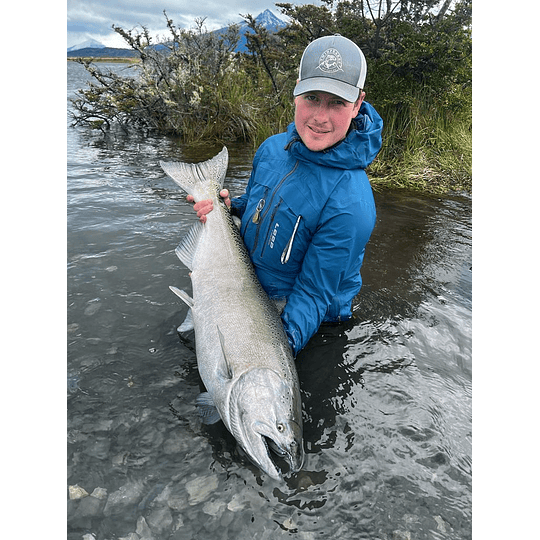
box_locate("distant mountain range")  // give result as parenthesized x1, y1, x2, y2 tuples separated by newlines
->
(67, 38, 107, 52)
(67, 9, 287, 58)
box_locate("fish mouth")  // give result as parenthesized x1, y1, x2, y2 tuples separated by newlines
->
(261, 434, 304, 478)
(239, 430, 303, 481)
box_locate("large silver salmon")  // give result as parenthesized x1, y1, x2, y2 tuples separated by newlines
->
(161, 147, 304, 480)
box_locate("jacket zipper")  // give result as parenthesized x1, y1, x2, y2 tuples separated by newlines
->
(281, 215, 302, 264)
(260, 200, 283, 259)
(250, 161, 299, 255)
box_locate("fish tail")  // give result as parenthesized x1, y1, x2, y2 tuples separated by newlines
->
(160, 147, 229, 202)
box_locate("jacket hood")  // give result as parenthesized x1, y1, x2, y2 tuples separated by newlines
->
(286, 101, 383, 170)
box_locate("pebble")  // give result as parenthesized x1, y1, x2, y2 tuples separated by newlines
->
(162, 430, 189, 455)
(185, 475, 219, 505)
(83, 436, 111, 460)
(136, 516, 154, 539)
(202, 499, 227, 517)
(147, 505, 173, 534)
(68, 484, 89, 499)
(73, 494, 105, 518)
(103, 481, 145, 516)
(434, 515, 448, 532)
(84, 301, 101, 316)
(392, 531, 411, 540)
(227, 493, 249, 512)
(90, 487, 108, 499)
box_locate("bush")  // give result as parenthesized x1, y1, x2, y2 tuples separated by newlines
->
(70, 2, 472, 193)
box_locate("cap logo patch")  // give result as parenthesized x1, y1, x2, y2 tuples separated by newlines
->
(317, 48, 343, 73)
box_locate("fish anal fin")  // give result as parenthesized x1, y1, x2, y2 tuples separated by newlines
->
(177, 308, 194, 332)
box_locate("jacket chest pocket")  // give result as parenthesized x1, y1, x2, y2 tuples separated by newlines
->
(258, 199, 312, 273)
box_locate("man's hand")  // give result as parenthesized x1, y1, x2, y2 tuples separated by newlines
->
(187, 189, 231, 223)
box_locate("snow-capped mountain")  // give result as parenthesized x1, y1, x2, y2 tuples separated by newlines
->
(67, 39, 106, 52)
(67, 10, 287, 57)
(213, 9, 287, 52)
(249, 9, 287, 32)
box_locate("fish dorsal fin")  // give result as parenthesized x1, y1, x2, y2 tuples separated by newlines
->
(175, 221, 204, 271)
(216, 326, 233, 380)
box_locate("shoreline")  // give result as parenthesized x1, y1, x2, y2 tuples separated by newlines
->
(67, 57, 140, 63)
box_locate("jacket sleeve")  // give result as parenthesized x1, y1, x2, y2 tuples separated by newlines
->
(280, 184, 375, 356)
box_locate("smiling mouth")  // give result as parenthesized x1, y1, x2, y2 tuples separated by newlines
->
(308, 125, 330, 135)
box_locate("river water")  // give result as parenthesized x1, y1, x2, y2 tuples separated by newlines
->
(67, 61, 472, 540)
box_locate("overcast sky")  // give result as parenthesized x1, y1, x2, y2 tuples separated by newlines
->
(67, 0, 322, 48)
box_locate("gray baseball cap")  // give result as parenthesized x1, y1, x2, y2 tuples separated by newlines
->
(293, 35, 367, 103)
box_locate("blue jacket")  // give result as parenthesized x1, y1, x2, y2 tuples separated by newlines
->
(231, 101, 383, 355)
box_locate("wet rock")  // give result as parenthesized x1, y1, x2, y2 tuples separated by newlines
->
(185, 475, 219, 505)
(90, 487, 107, 500)
(74, 494, 106, 519)
(220, 509, 235, 528)
(392, 531, 411, 540)
(202, 499, 227, 517)
(434, 515, 452, 533)
(83, 436, 111, 459)
(84, 300, 101, 316)
(164, 481, 189, 512)
(103, 481, 145, 516)
(118, 534, 140, 540)
(66, 498, 79, 520)
(227, 493, 250, 512)
(68, 484, 89, 499)
(136, 516, 154, 539)
(162, 430, 189, 455)
(147, 505, 173, 535)
(282, 515, 297, 531)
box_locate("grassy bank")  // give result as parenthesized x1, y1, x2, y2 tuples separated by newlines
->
(70, 58, 471, 194)
(369, 95, 472, 193)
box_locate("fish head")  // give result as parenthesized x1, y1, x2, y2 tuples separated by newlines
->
(230, 368, 304, 480)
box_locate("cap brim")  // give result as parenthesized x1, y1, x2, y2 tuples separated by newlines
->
(293, 77, 360, 103)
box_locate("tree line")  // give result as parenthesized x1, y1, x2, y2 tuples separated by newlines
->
(70, 0, 471, 192)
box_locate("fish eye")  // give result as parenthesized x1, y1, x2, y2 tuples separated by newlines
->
(277, 423, 285, 433)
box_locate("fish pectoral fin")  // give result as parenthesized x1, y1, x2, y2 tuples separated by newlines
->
(169, 286, 194, 308)
(216, 326, 233, 380)
(195, 392, 222, 425)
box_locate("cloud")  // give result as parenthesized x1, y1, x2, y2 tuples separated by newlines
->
(67, 0, 321, 48)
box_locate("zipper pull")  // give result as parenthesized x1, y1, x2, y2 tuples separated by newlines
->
(252, 199, 265, 224)
(281, 215, 302, 264)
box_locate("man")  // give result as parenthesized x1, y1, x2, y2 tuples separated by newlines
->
(190, 35, 383, 356)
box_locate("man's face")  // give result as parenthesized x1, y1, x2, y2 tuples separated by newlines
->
(294, 90, 364, 152)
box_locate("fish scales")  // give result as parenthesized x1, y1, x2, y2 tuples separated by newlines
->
(161, 147, 304, 480)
